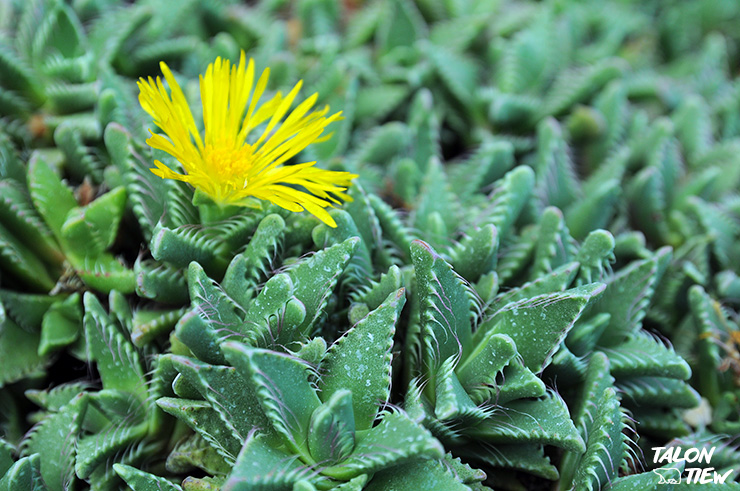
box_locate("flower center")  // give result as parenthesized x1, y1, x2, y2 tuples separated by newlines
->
(202, 143, 254, 190)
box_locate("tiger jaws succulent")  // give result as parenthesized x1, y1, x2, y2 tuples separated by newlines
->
(1, 0, 740, 490)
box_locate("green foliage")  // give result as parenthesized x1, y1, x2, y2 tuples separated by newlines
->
(2, 0, 740, 490)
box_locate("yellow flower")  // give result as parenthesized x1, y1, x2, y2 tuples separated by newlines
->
(137, 52, 357, 227)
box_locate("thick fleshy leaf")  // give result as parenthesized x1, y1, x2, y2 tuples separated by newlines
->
(0, 179, 62, 264)
(0, 317, 45, 387)
(27, 151, 77, 242)
(73, 253, 135, 293)
(288, 237, 359, 334)
(478, 283, 604, 373)
(411, 240, 476, 371)
(595, 248, 671, 346)
(456, 332, 517, 403)
(222, 343, 321, 456)
(569, 388, 626, 491)
(83, 293, 147, 401)
(363, 459, 471, 491)
(239, 273, 306, 348)
(222, 213, 285, 309)
(476, 393, 585, 453)
(157, 398, 242, 463)
(168, 355, 272, 443)
(39, 292, 81, 356)
(320, 289, 405, 430)
(0, 222, 56, 291)
(456, 444, 559, 481)
(22, 393, 86, 491)
(186, 261, 245, 347)
(434, 356, 484, 421)
(0, 454, 45, 491)
(113, 464, 183, 491)
(308, 389, 356, 464)
(599, 331, 691, 380)
(223, 434, 317, 491)
(61, 186, 126, 257)
(323, 411, 443, 481)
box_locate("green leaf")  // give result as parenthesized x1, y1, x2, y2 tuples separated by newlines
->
(131, 307, 187, 347)
(76, 410, 148, 479)
(39, 292, 81, 356)
(368, 193, 416, 260)
(490, 357, 547, 404)
(618, 377, 700, 408)
(308, 389, 356, 464)
(448, 224, 498, 283)
(558, 352, 614, 488)
(0, 290, 59, 331)
(135, 256, 188, 304)
(350, 265, 403, 311)
(222, 213, 285, 309)
(532, 118, 582, 213)
(175, 309, 227, 366)
(424, 42, 478, 105)
(151, 223, 229, 277)
(530, 207, 576, 278)
(113, 464, 183, 491)
(599, 331, 691, 380)
(570, 388, 626, 491)
(355, 84, 409, 122)
(469, 166, 534, 242)
(188, 261, 245, 340)
(239, 273, 306, 349)
(320, 289, 405, 430)
(540, 58, 625, 118)
(0, 179, 63, 264)
(566, 179, 620, 241)
(456, 332, 517, 404)
(0, 317, 45, 388)
(411, 240, 476, 372)
(25, 383, 88, 412)
(0, 454, 44, 491)
(324, 411, 443, 481)
(73, 253, 135, 293)
(376, 0, 427, 55)
(223, 433, 315, 491)
(575, 230, 615, 285)
(456, 443, 558, 481)
(493, 262, 579, 307)
(363, 459, 471, 491)
(449, 140, 514, 199)
(478, 283, 604, 373)
(434, 356, 483, 421)
(61, 186, 126, 257)
(22, 393, 86, 491)
(594, 248, 670, 346)
(27, 151, 77, 242)
(476, 393, 585, 453)
(288, 237, 359, 335)
(82, 293, 146, 401)
(222, 344, 321, 456)
(0, 222, 56, 292)
(168, 355, 271, 443)
(312, 209, 372, 290)
(0, 440, 13, 477)
(166, 433, 230, 476)
(607, 462, 685, 491)
(157, 398, 242, 463)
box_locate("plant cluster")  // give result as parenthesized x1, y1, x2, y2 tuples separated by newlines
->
(1, 0, 740, 490)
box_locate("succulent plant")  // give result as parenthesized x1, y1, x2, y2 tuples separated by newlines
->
(2, 0, 740, 490)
